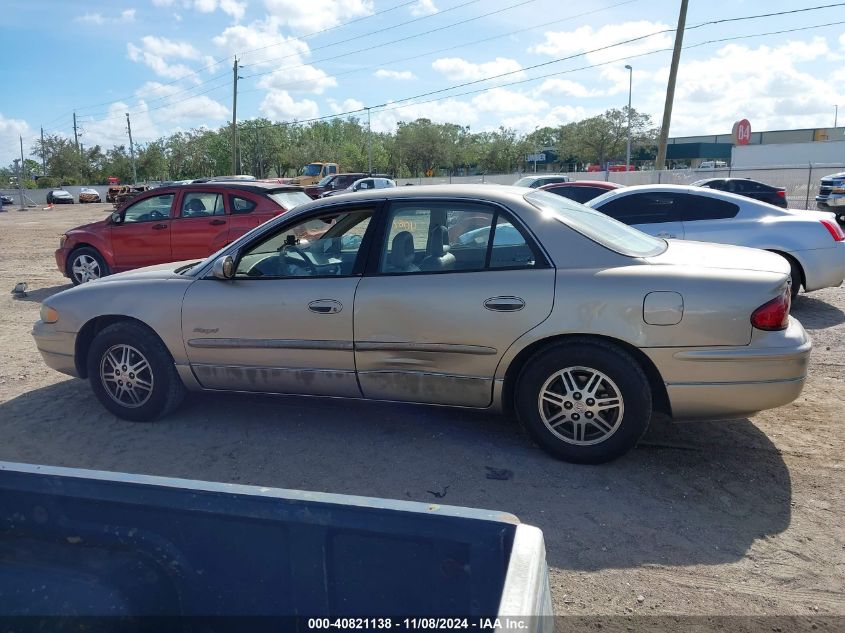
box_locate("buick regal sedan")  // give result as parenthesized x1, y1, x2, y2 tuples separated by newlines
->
(33, 185, 811, 464)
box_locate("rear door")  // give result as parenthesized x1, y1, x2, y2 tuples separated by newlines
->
(110, 192, 175, 269)
(593, 192, 686, 239)
(353, 199, 555, 407)
(170, 190, 230, 260)
(227, 192, 272, 242)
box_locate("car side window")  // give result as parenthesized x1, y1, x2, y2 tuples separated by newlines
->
(379, 202, 538, 274)
(182, 192, 224, 218)
(122, 194, 174, 223)
(231, 196, 257, 214)
(234, 209, 374, 279)
(567, 187, 605, 204)
(597, 193, 685, 224)
(678, 194, 740, 221)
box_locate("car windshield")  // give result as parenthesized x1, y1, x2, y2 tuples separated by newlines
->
(513, 177, 537, 187)
(268, 191, 313, 210)
(316, 175, 333, 186)
(301, 164, 322, 176)
(525, 190, 666, 257)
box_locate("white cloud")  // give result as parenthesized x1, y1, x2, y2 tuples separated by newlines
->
(328, 98, 365, 115)
(134, 82, 229, 122)
(195, 0, 217, 11)
(213, 17, 310, 69)
(0, 112, 32, 167)
(75, 9, 135, 24)
(646, 38, 844, 136)
(530, 20, 672, 65)
(432, 57, 523, 81)
(127, 35, 204, 82)
(471, 88, 547, 115)
(264, 0, 373, 34)
(500, 105, 589, 133)
(219, 0, 246, 20)
(370, 99, 478, 133)
(257, 65, 336, 94)
(260, 90, 320, 120)
(536, 78, 596, 98)
(375, 69, 416, 80)
(152, 0, 244, 20)
(410, 0, 438, 17)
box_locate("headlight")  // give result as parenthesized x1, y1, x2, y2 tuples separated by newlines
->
(832, 187, 845, 194)
(59, 234, 68, 248)
(40, 305, 59, 324)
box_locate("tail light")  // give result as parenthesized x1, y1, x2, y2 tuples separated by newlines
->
(751, 287, 791, 331)
(776, 190, 786, 197)
(820, 219, 845, 241)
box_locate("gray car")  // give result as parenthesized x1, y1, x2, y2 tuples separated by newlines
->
(33, 185, 811, 464)
(587, 184, 845, 297)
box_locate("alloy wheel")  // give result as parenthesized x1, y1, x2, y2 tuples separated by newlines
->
(99, 344, 154, 408)
(71, 254, 101, 283)
(537, 366, 625, 445)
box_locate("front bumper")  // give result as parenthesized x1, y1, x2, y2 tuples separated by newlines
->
(32, 321, 79, 378)
(644, 317, 811, 420)
(55, 248, 69, 277)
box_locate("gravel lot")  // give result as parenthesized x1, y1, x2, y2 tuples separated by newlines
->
(0, 204, 842, 619)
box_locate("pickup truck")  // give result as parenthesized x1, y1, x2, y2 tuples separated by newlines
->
(816, 171, 845, 224)
(0, 462, 553, 627)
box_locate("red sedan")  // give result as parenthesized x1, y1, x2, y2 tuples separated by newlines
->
(539, 180, 623, 204)
(57, 182, 312, 285)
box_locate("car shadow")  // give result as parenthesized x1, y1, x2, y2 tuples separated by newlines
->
(792, 294, 845, 329)
(0, 381, 790, 572)
(12, 284, 72, 304)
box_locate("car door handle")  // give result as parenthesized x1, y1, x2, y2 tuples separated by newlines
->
(209, 219, 227, 225)
(656, 231, 676, 238)
(152, 223, 168, 230)
(484, 296, 525, 312)
(308, 299, 343, 314)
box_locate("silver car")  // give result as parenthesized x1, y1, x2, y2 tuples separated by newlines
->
(33, 185, 811, 464)
(587, 184, 845, 297)
(322, 177, 396, 198)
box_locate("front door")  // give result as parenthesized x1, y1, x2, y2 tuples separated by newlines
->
(354, 199, 555, 407)
(181, 204, 378, 397)
(110, 192, 175, 270)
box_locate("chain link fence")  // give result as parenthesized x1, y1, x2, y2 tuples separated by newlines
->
(396, 164, 845, 210)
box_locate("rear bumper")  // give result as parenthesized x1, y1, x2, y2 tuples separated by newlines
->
(32, 321, 79, 378)
(794, 244, 845, 291)
(644, 317, 811, 420)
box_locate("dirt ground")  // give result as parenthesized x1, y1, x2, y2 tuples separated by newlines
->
(0, 203, 842, 619)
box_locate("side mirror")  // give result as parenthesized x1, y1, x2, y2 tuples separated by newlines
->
(212, 255, 235, 280)
(110, 211, 123, 224)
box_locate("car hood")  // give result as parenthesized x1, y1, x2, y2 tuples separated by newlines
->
(89, 260, 201, 284)
(646, 239, 790, 275)
(68, 218, 110, 234)
(53, 191, 73, 198)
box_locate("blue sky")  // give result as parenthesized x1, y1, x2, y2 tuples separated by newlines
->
(1, 0, 844, 165)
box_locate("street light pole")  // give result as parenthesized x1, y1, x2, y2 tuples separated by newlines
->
(533, 125, 539, 173)
(835, 105, 839, 128)
(366, 107, 372, 174)
(625, 64, 633, 170)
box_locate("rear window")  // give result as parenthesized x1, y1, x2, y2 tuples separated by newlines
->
(525, 190, 666, 258)
(268, 190, 312, 210)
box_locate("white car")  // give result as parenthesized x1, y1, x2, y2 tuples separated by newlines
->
(321, 177, 396, 197)
(587, 184, 845, 297)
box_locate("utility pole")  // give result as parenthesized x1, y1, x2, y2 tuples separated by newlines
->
(126, 113, 137, 184)
(73, 112, 79, 154)
(654, 0, 688, 170)
(835, 105, 839, 128)
(366, 107, 372, 173)
(19, 136, 26, 207)
(625, 64, 633, 170)
(231, 56, 239, 175)
(40, 126, 46, 176)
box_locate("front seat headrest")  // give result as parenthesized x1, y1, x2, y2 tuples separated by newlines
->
(426, 225, 450, 257)
(390, 231, 416, 270)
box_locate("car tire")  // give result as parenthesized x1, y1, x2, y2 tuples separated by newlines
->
(87, 322, 185, 422)
(515, 339, 652, 464)
(785, 256, 803, 299)
(67, 247, 109, 285)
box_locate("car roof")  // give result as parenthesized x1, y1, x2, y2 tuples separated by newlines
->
(148, 182, 305, 194)
(542, 180, 621, 189)
(590, 183, 782, 208)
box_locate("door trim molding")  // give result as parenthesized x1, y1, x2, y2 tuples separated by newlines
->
(187, 338, 354, 351)
(355, 342, 498, 355)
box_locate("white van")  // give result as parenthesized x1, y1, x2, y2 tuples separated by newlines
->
(698, 160, 728, 169)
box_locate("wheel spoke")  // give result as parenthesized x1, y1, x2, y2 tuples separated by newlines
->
(134, 377, 152, 391)
(590, 415, 614, 435)
(584, 372, 602, 396)
(573, 423, 585, 442)
(561, 370, 577, 394)
(595, 397, 621, 411)
(546, 410, 567, 428)
(541, 389, 566, 408)
(131, 359, 149, 374)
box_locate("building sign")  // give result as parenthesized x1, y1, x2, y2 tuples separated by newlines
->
(732, 119, 751, 145)
(525, 153, 546, 162)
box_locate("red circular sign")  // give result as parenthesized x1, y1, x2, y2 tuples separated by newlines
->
(732, 119, 751, 145)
